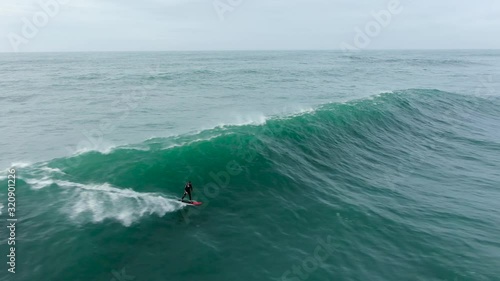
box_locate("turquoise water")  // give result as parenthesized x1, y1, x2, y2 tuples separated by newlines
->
(1, 51, 500, 281)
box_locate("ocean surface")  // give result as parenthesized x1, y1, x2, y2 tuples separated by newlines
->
(1, 50, 500, 281)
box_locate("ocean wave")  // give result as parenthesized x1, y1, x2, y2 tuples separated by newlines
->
(46, 89, 500, 171)
(17, 89, 500, 233)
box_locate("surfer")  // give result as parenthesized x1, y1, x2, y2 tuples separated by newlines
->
(181, 181, 193, 202)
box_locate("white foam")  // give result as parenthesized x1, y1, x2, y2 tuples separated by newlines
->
(10, 162, 31, 168)
(274, 105, 315, 116)
(21, 165, 65, 190)
(273, 107, 318, 121)
(364, 90, 395, 100)
(68, 137, 118, 156)
(161, 133, 228, 150)
(73, 143, 116, 155)
(289, 107, 316, 117)
(298, 107, 315, 114)
(120, 145, 150, 152)
(40, 166, 64, 174)
(231, 113, 268, 126)
(377, 90, 394, 95)
(25, 177, 55, 190)
(0, 163, 31, 180)
(0, 203, 3, 215)
(58, 181, 184, 226)
(207, 113, 269, 129)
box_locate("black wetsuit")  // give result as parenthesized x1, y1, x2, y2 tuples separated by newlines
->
(182, 183, 193, 201)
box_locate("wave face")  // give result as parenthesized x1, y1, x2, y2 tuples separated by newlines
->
(5, 89, 500, 281)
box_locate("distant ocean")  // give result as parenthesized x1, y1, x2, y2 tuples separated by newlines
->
(1, 51, 499, 281)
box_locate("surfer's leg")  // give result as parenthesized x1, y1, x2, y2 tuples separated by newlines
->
(188, 191, 192, 201)
(181, 191, 187, 200)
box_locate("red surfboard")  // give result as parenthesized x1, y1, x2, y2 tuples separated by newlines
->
(179, 199, 203, 206)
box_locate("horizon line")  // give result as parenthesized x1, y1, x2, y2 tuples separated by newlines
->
(1, 48, 500, 54)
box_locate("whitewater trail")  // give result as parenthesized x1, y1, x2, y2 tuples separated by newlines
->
(13, 163, 186, 226)
(61, 181, 184, 226)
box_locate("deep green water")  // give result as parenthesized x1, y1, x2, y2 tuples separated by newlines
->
(1, 51, 500, 281)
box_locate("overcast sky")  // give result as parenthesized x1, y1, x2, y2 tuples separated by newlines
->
(1, 0, 499, 52)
